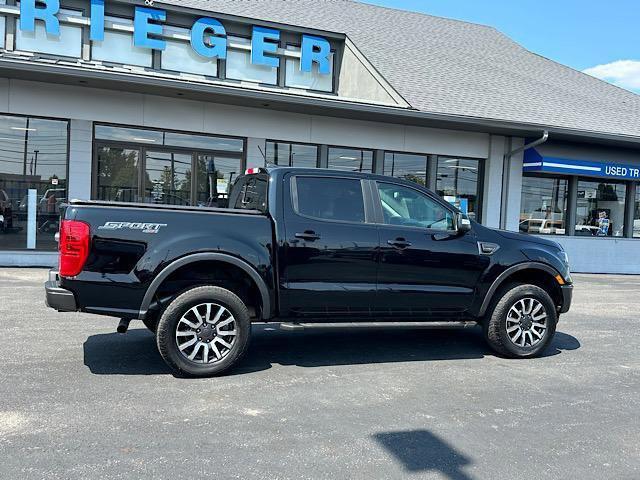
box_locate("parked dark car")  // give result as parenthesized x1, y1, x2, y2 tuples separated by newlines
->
(45, 167, 573, 377)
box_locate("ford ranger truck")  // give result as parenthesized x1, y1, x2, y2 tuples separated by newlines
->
(45, 167, 573, 377)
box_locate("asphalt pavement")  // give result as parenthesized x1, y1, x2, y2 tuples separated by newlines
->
(0, 268, 638, 479)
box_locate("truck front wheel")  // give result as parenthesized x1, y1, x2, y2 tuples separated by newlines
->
(483, 284, 557, 358)
(156, 286, 251, 377)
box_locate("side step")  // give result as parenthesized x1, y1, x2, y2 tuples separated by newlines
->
(279, 321, 478, 331)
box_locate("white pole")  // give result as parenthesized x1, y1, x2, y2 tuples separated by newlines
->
(27, 189, 37, 249)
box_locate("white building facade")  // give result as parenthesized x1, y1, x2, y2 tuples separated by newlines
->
(1, 0, 640, 273)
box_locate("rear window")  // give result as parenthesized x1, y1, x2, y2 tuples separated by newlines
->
(230, 175, 268, 212)
(294, 176, 365, 223)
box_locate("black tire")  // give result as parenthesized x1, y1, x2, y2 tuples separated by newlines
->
(484, 283, 557, 358)
(156, 285, 251, 377)
(142, 315, 159, 334)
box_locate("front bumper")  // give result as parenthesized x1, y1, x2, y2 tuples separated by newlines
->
(559, 284, 573, 314)
(45, 270, 77, 312)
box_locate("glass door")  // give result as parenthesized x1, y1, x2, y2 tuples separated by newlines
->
(144, 150, 192, 205)
(194, 153, 240, 206)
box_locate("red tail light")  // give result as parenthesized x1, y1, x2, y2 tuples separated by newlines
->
(59, 220, 90, 277)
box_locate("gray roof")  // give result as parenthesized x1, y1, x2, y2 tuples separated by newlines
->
(158, 0, 640, 141)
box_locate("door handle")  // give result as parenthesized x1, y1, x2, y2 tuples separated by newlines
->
(295, 231, 321, 241)
(387, 238, 412, 249)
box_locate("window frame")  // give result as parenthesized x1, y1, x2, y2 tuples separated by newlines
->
(575, 176, 628, 238)
(289, 174, 371, 225)
(91, 123, 246, 205)
(265, 139, 320, 168)
(435, 155, 485, 223)
(382, 151, 430, 185)
(0, 112, 71, 251)
(520, 172, 570, 236)
(327, 145, 375, 173)
(371, 179, 458, 233)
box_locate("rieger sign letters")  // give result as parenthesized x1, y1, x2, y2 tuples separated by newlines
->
(17, 0, 333, 74)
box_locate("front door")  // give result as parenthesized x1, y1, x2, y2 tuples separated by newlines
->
(144, 150, 192, 205)
(373, 181, 488, 319)
(280, 174, 379, 319)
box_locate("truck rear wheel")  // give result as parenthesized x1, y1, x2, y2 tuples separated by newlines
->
(156, 286, 251, 377)
(484, 283, 557, 358)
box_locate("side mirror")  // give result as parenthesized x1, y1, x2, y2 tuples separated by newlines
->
(457, 213, 472, 233)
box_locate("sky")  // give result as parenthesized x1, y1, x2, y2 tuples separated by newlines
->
(363, 0, 640, 93)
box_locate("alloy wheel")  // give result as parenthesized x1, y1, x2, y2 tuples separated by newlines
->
(505, 297, 548, 348)
(175, 303, 237, 364)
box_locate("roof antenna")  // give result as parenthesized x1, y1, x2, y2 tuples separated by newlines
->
(257, 143, 277, 168)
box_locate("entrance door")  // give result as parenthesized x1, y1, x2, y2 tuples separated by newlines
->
(373, 181, 488, 319)
(280, 174, 379, 319)
(194, 153, 240, 206)
(144, 150, 192, 205)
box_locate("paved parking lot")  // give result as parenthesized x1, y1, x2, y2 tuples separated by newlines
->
(0, 269, 639, 479)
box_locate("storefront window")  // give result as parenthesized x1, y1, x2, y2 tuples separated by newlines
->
(0, 115, 68, 251)
(436, 157, 482, 221)
(520, 174, 568, 235)
(226, 36, 278, 85)
(383, 152, 428, 186)
(265, 141, 318, 168)
(328, 147, 373, 172)
(94, 125, 243, 206)
(15, 9, 82, 58)
(576, 180, 626, 237)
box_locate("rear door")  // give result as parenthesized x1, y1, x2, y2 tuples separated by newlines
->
(372, 180, 488, 319)
(279, 173, 379, 319)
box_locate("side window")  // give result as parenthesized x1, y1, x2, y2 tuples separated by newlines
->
(377, 182, 455, 231)
(294, 177, 365, 223)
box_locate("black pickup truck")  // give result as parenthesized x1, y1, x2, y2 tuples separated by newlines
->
(46, 167, 572, 376)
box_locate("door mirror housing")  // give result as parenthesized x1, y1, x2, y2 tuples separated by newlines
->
(457, 213, 472, 233)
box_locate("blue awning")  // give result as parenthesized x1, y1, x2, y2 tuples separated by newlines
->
(523, 148, 640, 180)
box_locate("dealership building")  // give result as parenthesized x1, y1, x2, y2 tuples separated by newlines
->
(1, 0, 640, 273)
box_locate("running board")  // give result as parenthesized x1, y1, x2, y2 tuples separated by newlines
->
(279, 321, 478, 331)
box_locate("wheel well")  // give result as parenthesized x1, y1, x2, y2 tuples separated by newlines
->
(498, 268, 563, 309)
(149, 260, 264, 320)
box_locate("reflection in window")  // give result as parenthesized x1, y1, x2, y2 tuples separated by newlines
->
(15, 9, 82, 58)
(377, 182, 454, 231)
(576, 180, 626, 237)
(520, 175, 568, 235)
(436, 157, 482, 221)
(285, 46, 333, 92)
(0, 0, 6, 49)
(194, 154, 240, 205)
(295, 177, 365, 223)
(265, 141, 318, 168)
(92, 18, 152, 67)
(161, 36, 218, 77)
(95, 125, 243, 152)
(0, 115, 69, 250)
(383, 153, 428, 186)
(144, 151, 191, 205)
(96, 147, 139, 202)
(328, 147, 373, 172)
(226, 36, 278, 85)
